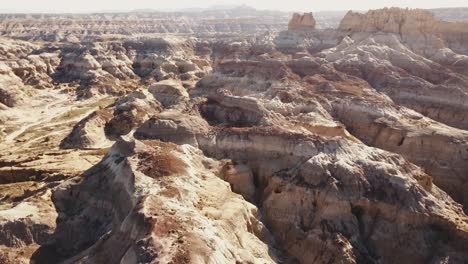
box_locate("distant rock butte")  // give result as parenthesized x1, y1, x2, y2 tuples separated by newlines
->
(337, 7, 468, 55)
(288, 12, 316, 31)
(339, 8, 431, 34)
(339, 7, 468, 37)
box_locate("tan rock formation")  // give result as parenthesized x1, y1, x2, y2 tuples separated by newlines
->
(29, 139, 279, 263)
(338, 7, 468, 55)
(0, 62, 28, 107)
(201, 127, 468, 264)
(61, 89, 162, 149)
(148, 80, 189, 107)
(59, 108, 114, 149)
(288, 12, 316, 31)
(339, 8, 437, 35)
(135, 111, 210, 147)
(220, 162, 256, 202)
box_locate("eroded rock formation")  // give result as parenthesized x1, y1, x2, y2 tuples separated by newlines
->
(288, 13, 316, 31)
(28, 139, 279, 263)
(338, 8, 468, 55)
(1, 6, 468, 264)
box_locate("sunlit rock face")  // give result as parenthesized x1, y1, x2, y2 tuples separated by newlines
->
(1, 6, 468, 264)
(338, 7, 468, 55)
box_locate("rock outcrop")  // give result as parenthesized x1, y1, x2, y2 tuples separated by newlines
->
(288, 13, 316, 31)
(148, 80, 189, 107)
(339, 8, 438, 35)
(29, 139, 279, 263)
(61, 89, 162, 149)
(338, 8, 468, 55)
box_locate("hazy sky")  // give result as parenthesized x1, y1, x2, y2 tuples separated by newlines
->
(1, 0, 468, 13)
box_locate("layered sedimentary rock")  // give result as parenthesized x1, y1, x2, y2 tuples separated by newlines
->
(1, 6, 468, 264)
(148, 80, 189, 107)
(51, 37, 210, 99)
(339, 8, 438, 35)
(28, 139, 279, 263)
(338, 8, 468, 55)
(0, 7, 290, 42)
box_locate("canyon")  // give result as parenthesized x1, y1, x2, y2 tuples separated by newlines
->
(1, 6, 468, 264)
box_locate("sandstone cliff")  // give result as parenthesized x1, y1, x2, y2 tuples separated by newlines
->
(338, 8, 468, 55)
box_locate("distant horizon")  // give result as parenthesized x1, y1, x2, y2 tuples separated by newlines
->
(1, 0, 468, 14)
(1, 6, 468, 15)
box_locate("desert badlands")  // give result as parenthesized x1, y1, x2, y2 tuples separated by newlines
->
(0, 5, 468, 264)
